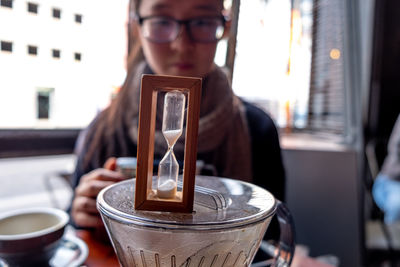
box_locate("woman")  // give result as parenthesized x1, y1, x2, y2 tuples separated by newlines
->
(70, 0, 285, 230)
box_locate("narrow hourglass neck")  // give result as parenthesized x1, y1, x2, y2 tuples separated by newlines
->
(163, 129, 182, 148)
(160, 148, 178, 162)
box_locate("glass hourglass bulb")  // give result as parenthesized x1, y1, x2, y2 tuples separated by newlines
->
(157, 91, 185, 199)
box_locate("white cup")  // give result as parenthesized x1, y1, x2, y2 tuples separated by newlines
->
(0, 207, 69, 266)
(116, 157, 137, 178)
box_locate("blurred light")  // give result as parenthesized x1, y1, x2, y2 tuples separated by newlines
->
(223, 0, 232, 10)
(330, 48, 341, 60)
(287, 9, 302, 75)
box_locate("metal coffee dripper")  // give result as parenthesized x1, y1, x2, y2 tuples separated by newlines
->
(97, 175, 295, 267)
(97, 74, 295, 266)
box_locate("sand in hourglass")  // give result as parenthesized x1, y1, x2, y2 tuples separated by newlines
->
(163, 129, 182, 147)
(157, 179, 177, 199)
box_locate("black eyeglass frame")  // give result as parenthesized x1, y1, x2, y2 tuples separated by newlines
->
(135, 15, 227, 43)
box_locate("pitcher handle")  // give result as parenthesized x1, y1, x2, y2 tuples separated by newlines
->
(256, 200, 296, 267)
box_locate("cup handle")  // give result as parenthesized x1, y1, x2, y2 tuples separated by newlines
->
(257, 200, 296, 267)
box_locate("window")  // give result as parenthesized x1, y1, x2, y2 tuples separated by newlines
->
(52, 49, 60, 59)
(27, 2, 38, 14)
(37, 89, 54, 119)
(0, 0, 12, 8)
(75, 14, 82, 23)
(1, 41, 12, 52)
(0, 0, 127, 132)
(74, 52, 81, 61)
(27, 45, 37, 55)
(231, 0, 355, 138)
(52, 8, 61, 19)
(0, 0, 127, 158)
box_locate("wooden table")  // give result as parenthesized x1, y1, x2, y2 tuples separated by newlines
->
(75, 229, 119, 266)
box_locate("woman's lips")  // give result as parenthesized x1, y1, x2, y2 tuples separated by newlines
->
(173, 62, 194, 70)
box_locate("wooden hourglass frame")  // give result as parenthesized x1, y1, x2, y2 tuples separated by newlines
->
(135, 74, 202, 213)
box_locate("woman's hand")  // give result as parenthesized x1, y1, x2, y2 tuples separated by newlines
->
(71, 157, 126, 228)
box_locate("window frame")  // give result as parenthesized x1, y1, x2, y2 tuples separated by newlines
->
(0, 129, 80, 158)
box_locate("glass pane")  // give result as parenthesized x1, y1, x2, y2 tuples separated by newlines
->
(1, 41, 13, 52)
(28, 3, 38, 14)
(52, 8, 61, 19)
(232, 0, 312, 129)
(232, 0, 348, 137)
(38, 93, 50, 119)
(0, 0, 128, 129)
(0, 0, 13, 8)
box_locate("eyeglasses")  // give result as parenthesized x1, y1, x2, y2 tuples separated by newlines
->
(136, 15, 226, 43)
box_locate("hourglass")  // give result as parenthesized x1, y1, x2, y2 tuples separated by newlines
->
(135, 74, 202, 213)
(157, 91, 185, 199)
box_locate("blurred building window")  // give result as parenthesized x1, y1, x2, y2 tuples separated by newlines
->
(0, 0, 12, 8)
(27, 2, 38, 14)
(52, 8, 61, 19)
(75, 14, 82, 23)
(1, 41, 13, 52)
(37, 88, 54, 120)
(74, 52, 81, 61)
(28, 45, 38, 56)
(52, 49, 60, 59)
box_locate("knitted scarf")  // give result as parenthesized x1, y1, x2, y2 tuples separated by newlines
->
(125, 62, 253, 182)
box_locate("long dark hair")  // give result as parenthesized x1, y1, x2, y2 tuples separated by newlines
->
(82, 0, 143, 169)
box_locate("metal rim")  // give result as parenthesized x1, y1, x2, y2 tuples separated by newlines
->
(97, 179, 277, 231)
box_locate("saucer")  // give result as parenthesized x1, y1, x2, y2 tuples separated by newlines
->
(0, 234, 88, 267)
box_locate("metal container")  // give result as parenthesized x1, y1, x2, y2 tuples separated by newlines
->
(97, 175, 294, 267)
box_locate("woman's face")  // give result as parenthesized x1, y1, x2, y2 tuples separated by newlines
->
(136, 0, 224, 78)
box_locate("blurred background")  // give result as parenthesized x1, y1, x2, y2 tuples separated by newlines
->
(1, 0, 400, 266)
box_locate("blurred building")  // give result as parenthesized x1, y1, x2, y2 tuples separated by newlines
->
(0, 0, 128, 128)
